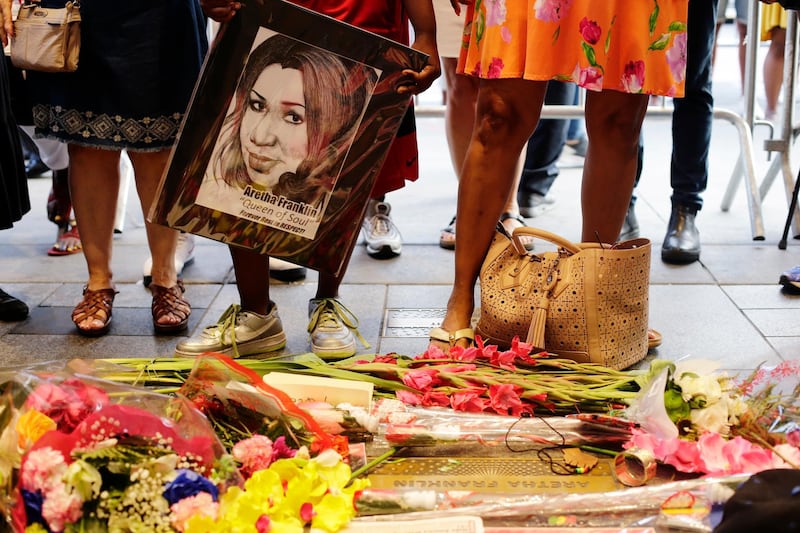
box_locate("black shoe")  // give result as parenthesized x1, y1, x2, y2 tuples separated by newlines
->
(0, 289, 29, 321)
(25, 156, 49, 178)
(619, 202, 640, 241)
(661, 206, 700, 264)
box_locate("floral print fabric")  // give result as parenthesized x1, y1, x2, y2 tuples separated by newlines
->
(457, 0, 689, 97)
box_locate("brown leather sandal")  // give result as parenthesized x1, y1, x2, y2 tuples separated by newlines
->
(151, 281, 191, 334)
(72, 287, 117, 336)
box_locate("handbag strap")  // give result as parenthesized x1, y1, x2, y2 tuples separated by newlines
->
(507, 226, 583, 255)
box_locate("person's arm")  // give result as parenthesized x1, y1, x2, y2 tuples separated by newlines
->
(400, 0, 441, 95)
(0, 0, 13, 48)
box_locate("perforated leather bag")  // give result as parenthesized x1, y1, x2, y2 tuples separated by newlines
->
(476, 227, 651, 370)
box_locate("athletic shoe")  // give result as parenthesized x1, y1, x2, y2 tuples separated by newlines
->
(779, 265, 800, 294)
(307, 298, 368, 359)
(143, 232, 195, 288)
(269, 257, 307, 282)
(174, 303, 286, 358)
(518, 193, 556, 219)
(362, 200, 402, 259)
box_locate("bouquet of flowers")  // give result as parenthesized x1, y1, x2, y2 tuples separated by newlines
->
(624, 359, 800, 475)
(0, 366, 242, 532)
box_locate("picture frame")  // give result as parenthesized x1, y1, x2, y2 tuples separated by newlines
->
(149, 0, 427, 276)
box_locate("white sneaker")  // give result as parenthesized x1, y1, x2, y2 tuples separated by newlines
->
(143, 232, 195, 287)
(307, 298, 368, 359)
(174, 303, 286, 358)
(362, 200, 402, 259)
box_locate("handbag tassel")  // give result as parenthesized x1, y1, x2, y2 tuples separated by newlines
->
(526, 297, 549, 349)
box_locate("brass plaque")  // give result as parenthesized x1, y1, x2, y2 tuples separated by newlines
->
(367, 456, 621, 494)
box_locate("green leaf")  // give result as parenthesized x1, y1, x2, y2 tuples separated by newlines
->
(668, 21, 687, 32)
(649, 0, 660, 36)
(649, 33, 671, 51)
(664, 388, 690, 423)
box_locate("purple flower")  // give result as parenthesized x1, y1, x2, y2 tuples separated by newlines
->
(486, 0, 508, 27)
(666, 32, 687, 84)
(21, 489, 47, 530)
(163, 469, 219, 505)
(534, 0, 574, 23)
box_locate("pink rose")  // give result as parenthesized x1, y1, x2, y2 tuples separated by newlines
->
(579, 17, 601, 45)
(621, 60, 645, 93)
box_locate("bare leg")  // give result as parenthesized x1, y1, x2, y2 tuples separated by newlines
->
(230, 247, 271, 315)
(736, 21, 747, 96)
(442, 57, 528, 243)
(68, 145, 120, 293)
(764, 27, 786, 120)
(582, 91, 648, 243)
(128, 150, 185, 328)
(439, 79, 547, 342)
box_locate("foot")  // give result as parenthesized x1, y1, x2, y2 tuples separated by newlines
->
(619, 203, 640, 241)
(269, 257, 307, 282)
(362, 199, 402, 259)
(429, 327, 475, 349)
(143, 232, 195, 287)
(72, 286, 117, 336)
(518, 193, 556, 219)
(500, 212, 534, 251)
(308, 298, 368, 359)
(779, 265, 800, 294)
(151, 281, 191, 334)
(439, 215, 456, 250)
(661, 206, 700, 265)
(48, 223, 82, 256)
(0, 289, 29, 321)
(174, 303, 286, 358)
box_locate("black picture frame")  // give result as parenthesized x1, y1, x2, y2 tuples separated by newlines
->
(149, 0, 427, 276)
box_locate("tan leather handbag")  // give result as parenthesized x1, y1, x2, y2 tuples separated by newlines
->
(11, 1, 81, 73)
(476, 226, 651, 370)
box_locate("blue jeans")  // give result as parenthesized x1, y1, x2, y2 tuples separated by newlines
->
(518, 81, 576, 198)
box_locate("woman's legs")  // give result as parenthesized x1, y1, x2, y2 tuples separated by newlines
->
(764, 26, 786, 121)
(68, 145, 120, 293)
(581, 90, 648, 243)
(127, 149, 188, 329)
(439, 79, 547, 342)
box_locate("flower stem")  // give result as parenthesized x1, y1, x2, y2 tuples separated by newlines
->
(348, 447, 403, 484)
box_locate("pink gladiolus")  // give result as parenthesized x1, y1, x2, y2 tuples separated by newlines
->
(451, 390, 490, 412)
(421, 390, 451, 407)
(490, 349, 518, 371)
(396, 390, 423, 405)
(402, 368, 442, 391)
(489, 383, 527, 416)
(579, 17, 601, 45)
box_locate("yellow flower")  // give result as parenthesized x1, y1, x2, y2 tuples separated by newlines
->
(16, 409, 56, 449)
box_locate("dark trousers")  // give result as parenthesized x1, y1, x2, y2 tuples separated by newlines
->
(635, 0, 717, 212)
(518, 81, 576, 198)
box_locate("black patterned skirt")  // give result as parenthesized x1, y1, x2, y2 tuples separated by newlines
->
(27, 0, 208, 152)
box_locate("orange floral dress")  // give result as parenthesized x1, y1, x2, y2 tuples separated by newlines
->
(457, 0, 689, 97)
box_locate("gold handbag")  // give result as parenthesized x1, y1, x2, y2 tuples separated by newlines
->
(476, 226, 651, 370)
(11, 1, 81, 73)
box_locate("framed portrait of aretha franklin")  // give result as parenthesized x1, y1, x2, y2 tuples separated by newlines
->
(149, 0, 427, 276)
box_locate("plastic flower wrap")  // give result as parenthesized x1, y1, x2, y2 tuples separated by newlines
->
(176, 354, 342, 455)
(0, 365, 242, 533)
(624, 360, 800, 475)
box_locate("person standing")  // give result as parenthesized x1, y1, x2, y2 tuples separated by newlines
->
(0, 0, 31, 321)
(26, 0, 207, 335)
(660, 0, 717, 264)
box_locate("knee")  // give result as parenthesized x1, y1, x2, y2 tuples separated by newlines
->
(474, 93, 528, 142)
